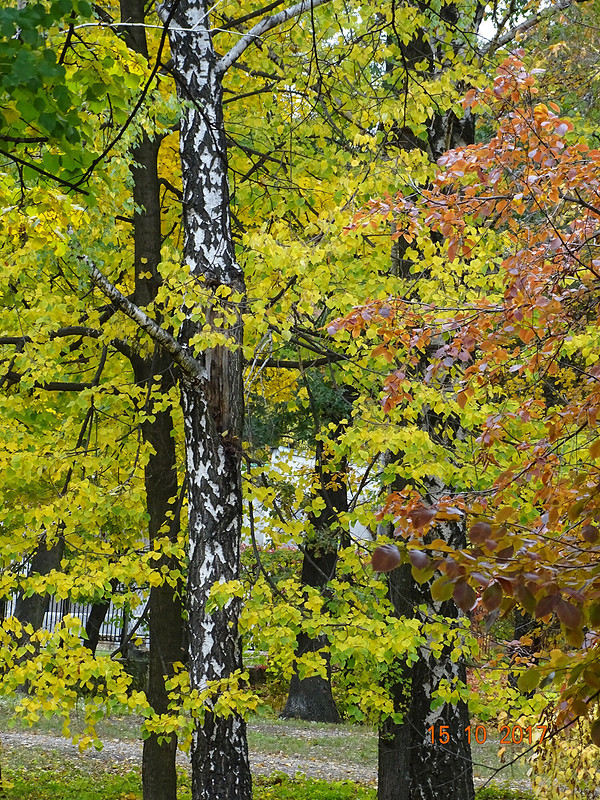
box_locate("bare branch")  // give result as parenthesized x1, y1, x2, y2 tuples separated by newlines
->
(86, 260, 206, 382)
(483, 0, 572, 54)
(218, 0, 287, 31)
(0, 135, 48, 144)
(259, 355, 345, 368)
(37, 381, 94, 391)
(216, 0, 333, 74)
(0, 327, 102, 346)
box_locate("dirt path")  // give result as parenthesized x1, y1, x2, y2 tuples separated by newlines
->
(0, 730, 375, 785)
(0, 728, 532, 792)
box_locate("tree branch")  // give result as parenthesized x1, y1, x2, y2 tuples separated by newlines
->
(0, 135, 48, 144)
(37, 381, 94, 391)
(73, 0, 181, 188)
(0, 147, 89, 195)
(216, 0, 333, 74)
(86, 260, 206, 382)
(258, 355, 344, 368)
(219, 0, 287, 31)
(483, 0, 571, 54)
(0, 327, 102, 346)
(562, 193, 600, 217)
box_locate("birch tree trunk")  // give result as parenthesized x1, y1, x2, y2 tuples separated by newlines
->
(377, 4, 482, 796)
(166, 3, 251, 798)
(378, 516, 474, 800)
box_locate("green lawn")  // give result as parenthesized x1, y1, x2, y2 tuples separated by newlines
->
(0, 695, 533, 799)
(1, 763, 528, 800)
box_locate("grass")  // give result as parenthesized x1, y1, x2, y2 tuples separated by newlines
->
(247, 718, 377, 768)
(0, 699, 532, 784)
(0, 694, 533, 798)
(246, 714, 531, 784)
(0, 761, 528, 800)
(2, 753, 141, 800)
(0, 695, 142, 742)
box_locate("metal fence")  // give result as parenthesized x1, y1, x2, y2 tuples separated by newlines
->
(2, 594, 148, 646)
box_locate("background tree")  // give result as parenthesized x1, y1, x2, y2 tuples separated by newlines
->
(333, 55, 600, 786)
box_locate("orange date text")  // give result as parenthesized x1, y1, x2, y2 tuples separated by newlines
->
(427, 724, 547, 745)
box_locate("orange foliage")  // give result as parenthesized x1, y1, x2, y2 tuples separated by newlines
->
(331, 54, 600, 723)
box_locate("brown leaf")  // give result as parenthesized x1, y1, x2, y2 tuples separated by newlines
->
(445, 557, 465, 579)
(482, 581, 503, 612)
(453, 579, 477, 612)
(469, 521, 492, 543)
(496, 545, 514, 562)
(496, 577, 514, 595)
(409, 550, 431, 570)
(371, 544, 402, 573)
(535, 594, 558, 619)
(515, 584, 537, 615)
(409, 506, 437, 530)
(556, 599, 583, 630)
(582, 524, 599, 543)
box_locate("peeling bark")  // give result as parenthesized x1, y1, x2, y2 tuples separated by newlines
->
(167, 1, 251, 797)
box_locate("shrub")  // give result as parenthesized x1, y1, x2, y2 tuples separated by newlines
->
(241, 545, 302, 586)
(254, 774, 375, 799)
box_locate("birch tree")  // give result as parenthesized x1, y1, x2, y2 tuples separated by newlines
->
(90, 1, 333, 797)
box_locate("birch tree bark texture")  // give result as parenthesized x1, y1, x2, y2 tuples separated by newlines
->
(166, 2, 250, 798)
(161, 0, 333, 795)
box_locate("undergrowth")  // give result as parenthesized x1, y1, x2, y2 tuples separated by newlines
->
(0, 764, 532, 800)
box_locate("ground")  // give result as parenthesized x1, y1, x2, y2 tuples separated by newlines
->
(0, 708, 532, 794)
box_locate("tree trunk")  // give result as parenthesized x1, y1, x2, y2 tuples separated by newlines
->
(14, 414, 92, 634)
(116, 2, 187, 797)
(282, 441, 346, 723)
(83, 579, 118, 655)
(14, 536, 64, 631)
(377, 3, 484, 795)
(129, 122, 184, 800)
(378, 517, 474, 800)
(141, 398, 184, 800)
(168, 2, 251, 797)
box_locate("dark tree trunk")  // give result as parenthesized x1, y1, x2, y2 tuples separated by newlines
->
(140, 395, 184, 800)
(378, 520, 474, 800)
(83, 579, 118, 655)
(119, 5, 185, 799)
(14, 536, 64, 630)
(378, 4, 484, 796)
(283, 631, 341, 722)
(282, 443, 346, 723)
(83, 599, 110, 656)
(168, 2, 251, 797)
(128, 99, 183, 800)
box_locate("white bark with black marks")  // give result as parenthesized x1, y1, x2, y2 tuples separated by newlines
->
(166, 1, 249, 797)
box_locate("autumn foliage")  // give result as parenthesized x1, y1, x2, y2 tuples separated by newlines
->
(333, 54, 600, 722)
